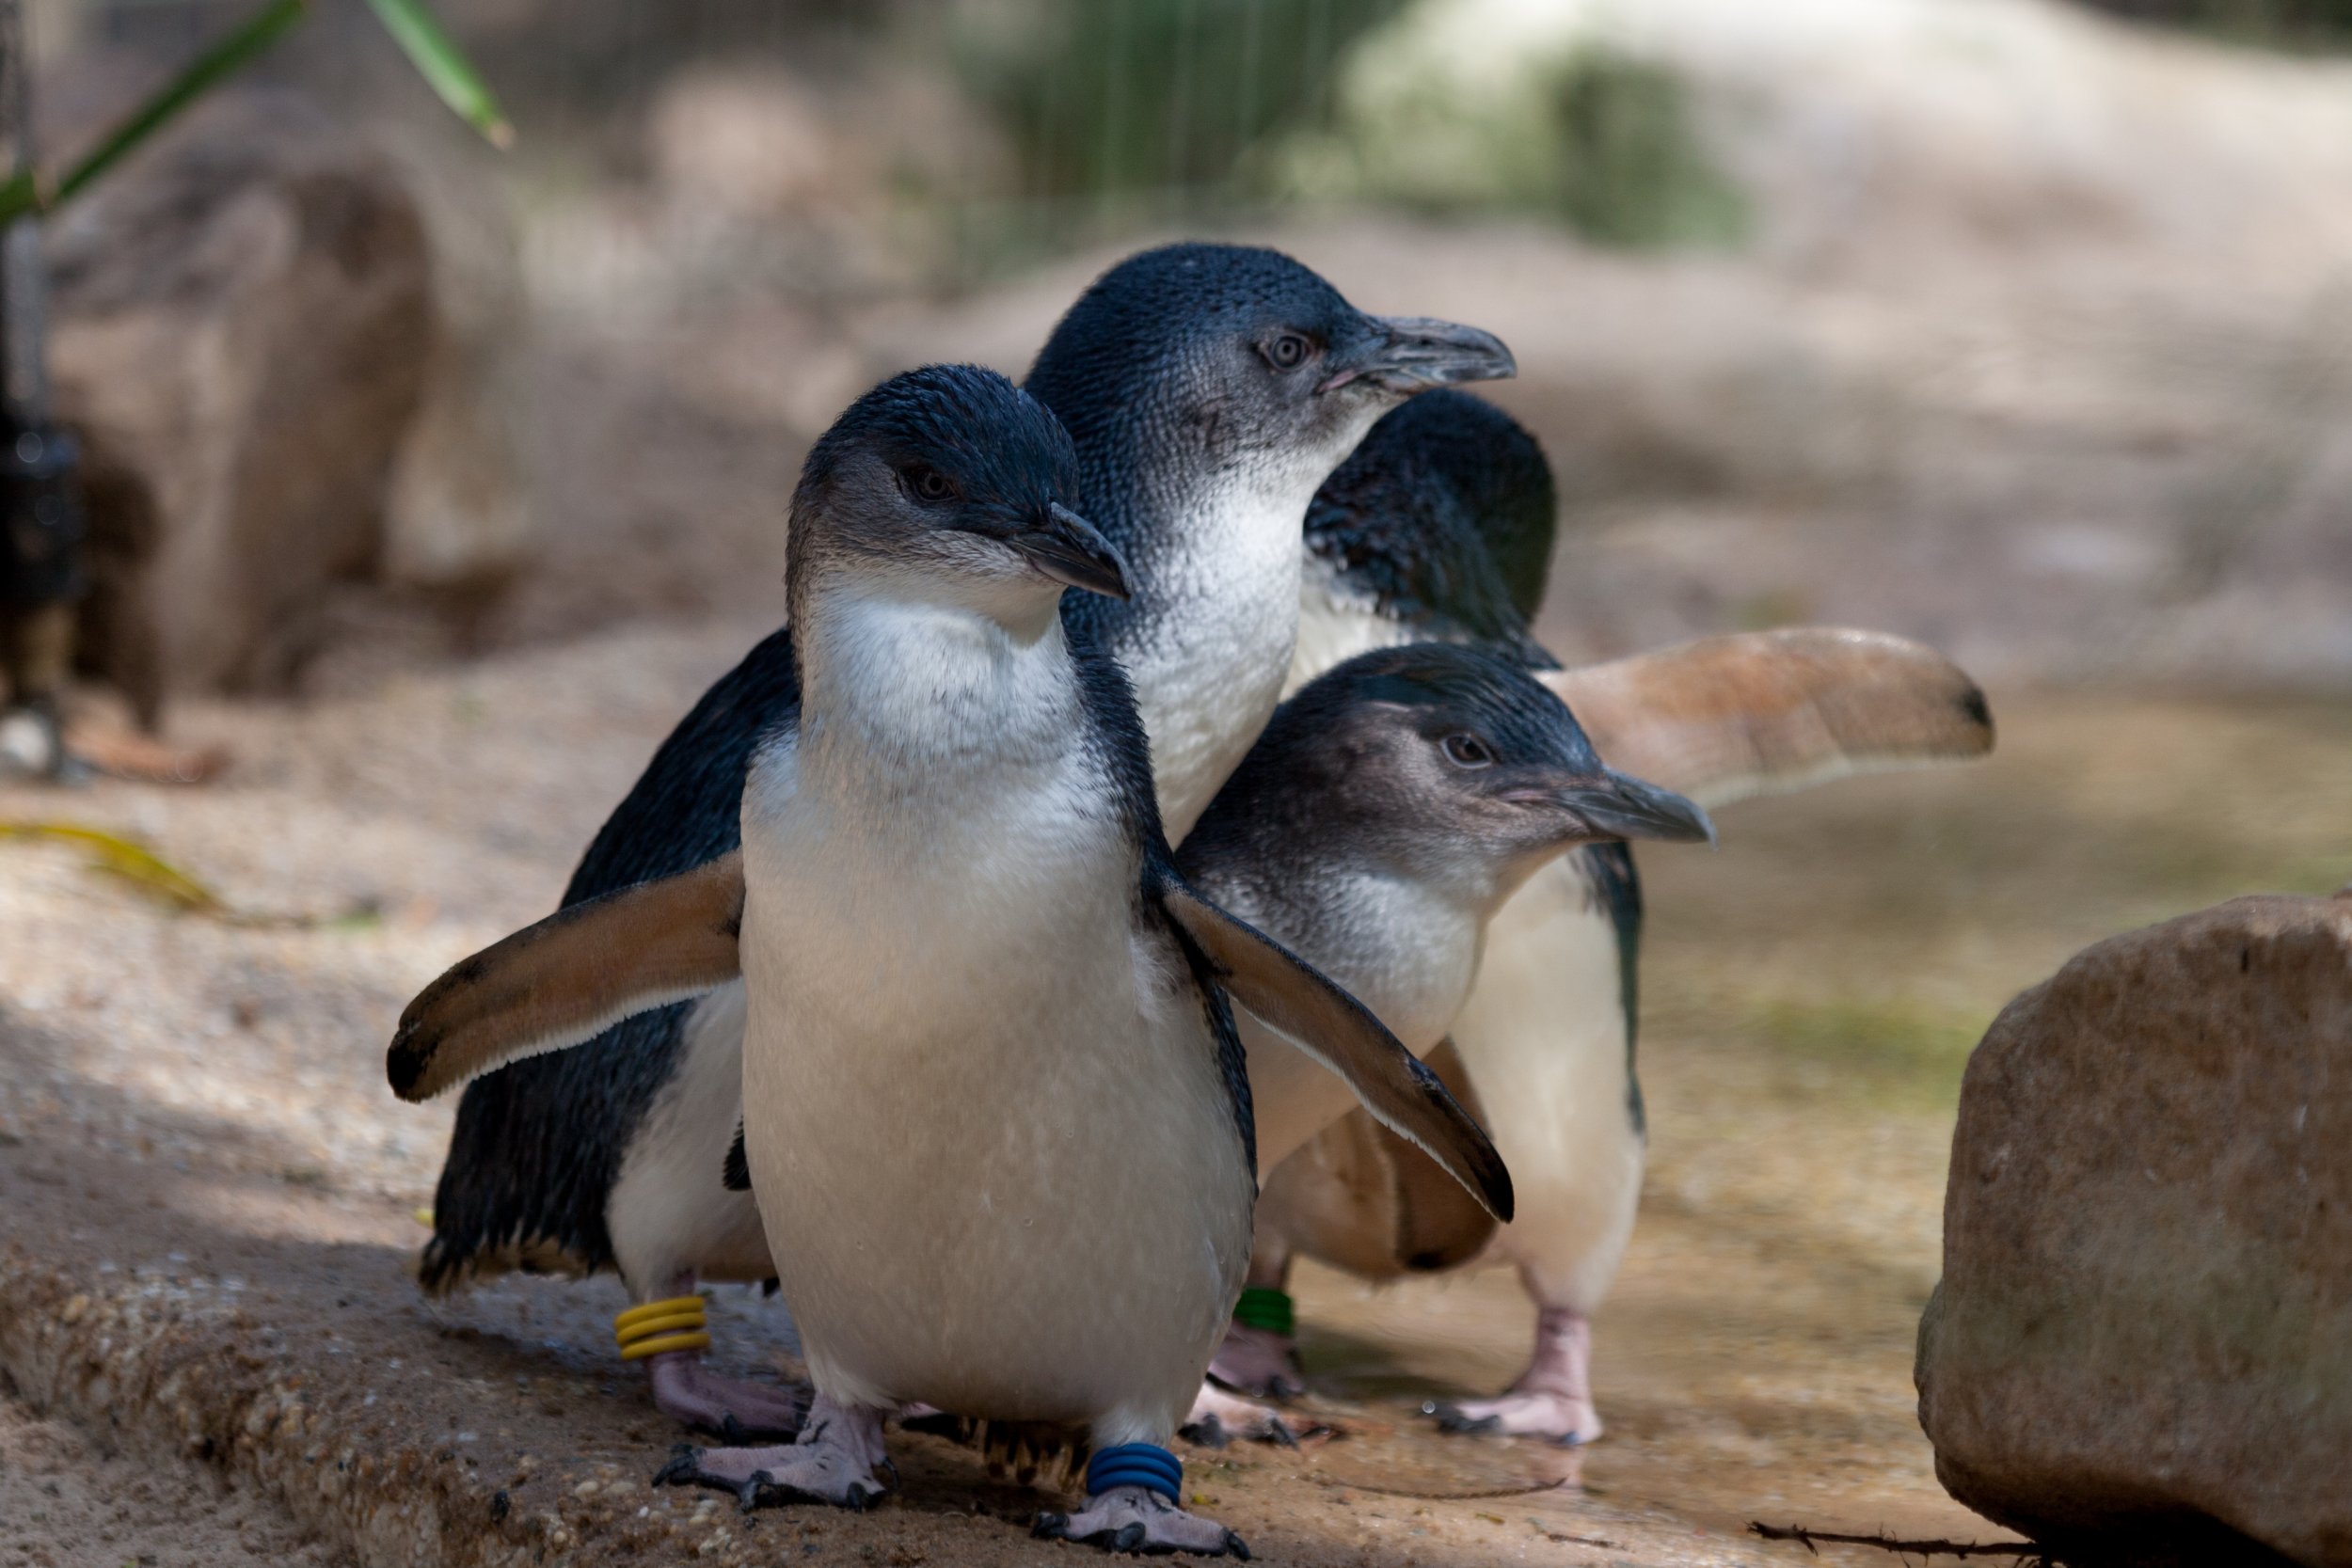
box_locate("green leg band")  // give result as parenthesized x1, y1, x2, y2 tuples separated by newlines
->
(1232, 1286, 1295, 1337)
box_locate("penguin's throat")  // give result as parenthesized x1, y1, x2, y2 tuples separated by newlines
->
(1240, 866, 1487, 1051)
(1285, 560, 1419, 700)
(1111, 464, 1322, 840)
(796, 578, 1081, 776)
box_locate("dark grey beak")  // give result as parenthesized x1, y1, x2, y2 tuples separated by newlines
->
(1531, 769, 1716, 847)
(1009, 501, 1133, 601)
(1321, 315, 1517, 395)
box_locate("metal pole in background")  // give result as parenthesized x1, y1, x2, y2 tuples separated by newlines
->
(0, 0, 86, 780)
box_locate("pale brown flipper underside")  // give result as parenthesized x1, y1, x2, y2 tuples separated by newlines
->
(1157, 882, 1515, 1224)
(1545, 627, 1994, 812)
(387, 851, 745, 1102)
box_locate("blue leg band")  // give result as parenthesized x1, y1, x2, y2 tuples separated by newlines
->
(1086, 1442, 1183, 1503)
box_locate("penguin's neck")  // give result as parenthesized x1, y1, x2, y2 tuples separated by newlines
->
(792, 570, 1082, 788)
(1230, 860, 1492, 1054)
(1084, 456, 1328, 842)
(1285, 556, 1420, 700)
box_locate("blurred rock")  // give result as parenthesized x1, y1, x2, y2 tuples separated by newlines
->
(1916, 892, 2352, 1568)
(526, 55, 1017, 316)
(372, 111, 534, 594)
(48, 91, 430, 720)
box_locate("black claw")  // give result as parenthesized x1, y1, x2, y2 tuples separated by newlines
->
(720, 1413, 746, 1445)
(737, 1470, 772, 1513)
(877, 1456, 901, 1490)
(1113, 1523, 1147, 1552)
(1430, 1404, 1502, 1435)
(652, 1444, 704, 1488)
(1177, 1415, 1231, 1450)
(1224, 1528, 1252, 1560)
(1033, 1511, 1070, 1540)
(1261, 1418, 1297, 1449)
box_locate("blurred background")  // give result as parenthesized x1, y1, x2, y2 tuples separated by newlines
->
(2, 3, 2349, 1564)
(22, 0, 2352, 706)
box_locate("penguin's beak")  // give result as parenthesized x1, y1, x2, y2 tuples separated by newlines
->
(1321, 316, 1517, 395)
(1009, 501, 1133, 601)
(1513, 769, 1717, 847)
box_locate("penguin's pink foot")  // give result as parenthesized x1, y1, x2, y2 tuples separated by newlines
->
(652, 1396, 890, 1511)
(646, 1351, 806, 1442)
(1180, 1381, 1308, 1448)
(1033, 1487, 1249, 1558)
(1426, 1387, 1597, 1444)
(1424, 1307, 1598, 1445)
(1204, 1322, 1302, 1400)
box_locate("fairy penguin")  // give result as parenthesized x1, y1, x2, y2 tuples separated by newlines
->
(1181, 643, 1709, 1183)
(413, 245, 1514, 1437)
(389, 364, 1512, 1555)
(1172, 641, 1710, 1441)
(1229, 390, 1994, 1445)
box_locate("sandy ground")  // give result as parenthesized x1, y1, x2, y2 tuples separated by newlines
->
(0, 1388, 349, 1568)
(3, 610, 2348, 1566)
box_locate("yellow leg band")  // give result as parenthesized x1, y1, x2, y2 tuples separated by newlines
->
(618, 1330, 712, 1362)
(615, 1296, 709, 1360)
(615, 1295, 707, 1334)
(617, 1310, 707, 1347)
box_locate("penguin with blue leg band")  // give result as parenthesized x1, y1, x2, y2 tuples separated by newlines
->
(390, 366, 1513, 1556)
(1218, 390, 1995, 1443)
(405, 244, 1513, 1440)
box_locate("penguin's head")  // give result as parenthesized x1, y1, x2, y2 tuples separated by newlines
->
(789, 363, 1130, 627)
(1305, 389, 1559, 657)
(1026, 244, 1516, 513)
(1203, 642, 1713, 910)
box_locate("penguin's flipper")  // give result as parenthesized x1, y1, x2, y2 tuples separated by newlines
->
(388, 852, 746, 1101)
(1157, 880, 1514, 1223)
(1542, 627, 1994, 812)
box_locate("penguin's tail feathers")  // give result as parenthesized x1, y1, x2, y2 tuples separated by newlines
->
(898, 1413, 1087, 1491)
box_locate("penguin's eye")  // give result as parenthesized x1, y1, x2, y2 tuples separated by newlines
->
(901, 464, 958, 504)
(1441, 734, 1496, 768)
(1262, 333, 1313, 372)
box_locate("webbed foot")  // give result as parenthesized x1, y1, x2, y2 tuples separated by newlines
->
(1204, 1322, 1301, 1401)
(651, 1394, 889, 1511)
(1034, 1486, 1249, 1558)
(1181, 1381, 1317, 1448)
(1424, 1388, 1595, 1444)
(1422, 1306, 1598, 1445)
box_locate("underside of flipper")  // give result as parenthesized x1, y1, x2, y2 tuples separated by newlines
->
(388, 852, 748, 1101)
(1544, 627, 1994, 812)
(1155, 877, 1513, 1224)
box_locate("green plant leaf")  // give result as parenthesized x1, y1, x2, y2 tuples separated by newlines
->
(0, 820, 226, 915)
(6, 0, 310, 225)
(361, 0, 514, 148)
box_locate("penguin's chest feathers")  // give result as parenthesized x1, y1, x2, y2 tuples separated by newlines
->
(1129, 473, 1312, 838)
(1285, 563, 1414, 698)
(736, 605, 1250, 1422)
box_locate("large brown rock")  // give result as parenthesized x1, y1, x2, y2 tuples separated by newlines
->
(1916, 892, 2352, 1567)
(47, 90, 431, 721)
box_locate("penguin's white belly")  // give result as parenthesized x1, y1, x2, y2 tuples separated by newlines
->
(1447, 854, 1644, 1311)
(739, 770, 1251, 1432)
(607, 981, 773, 1288)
